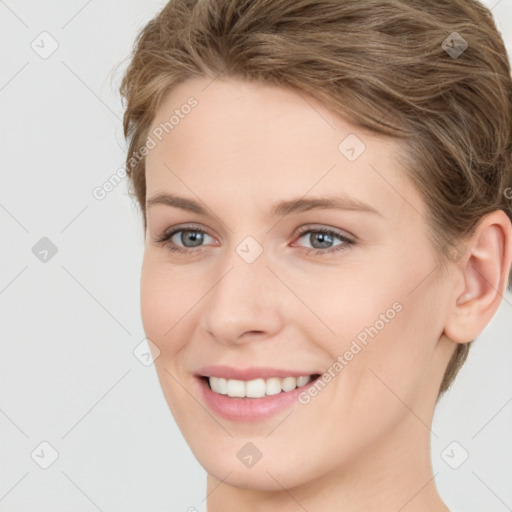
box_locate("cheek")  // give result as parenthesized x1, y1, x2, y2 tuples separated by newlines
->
(304, 270, 402, 355)
(310, 255, 442, 395)
(140, 255, 190, 354)
(140, 259, 164, 343)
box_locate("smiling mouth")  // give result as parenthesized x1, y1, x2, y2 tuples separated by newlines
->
(203, 374, 321, 398)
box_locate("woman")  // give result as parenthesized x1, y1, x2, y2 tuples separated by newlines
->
(119, 1, 512, 510)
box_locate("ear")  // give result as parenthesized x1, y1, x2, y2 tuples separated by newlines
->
(443, 210, 512, 344)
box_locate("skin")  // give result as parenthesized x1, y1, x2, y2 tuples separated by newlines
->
(140, 76, 512, 511)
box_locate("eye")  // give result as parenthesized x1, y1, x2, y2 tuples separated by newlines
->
(293, 226, 353, 255)
(153, 225, 216, 254)
(153, 224, 354, 256)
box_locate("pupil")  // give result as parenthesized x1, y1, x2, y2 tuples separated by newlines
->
(311, 232, 332, 249)
(183, 230, 204, 247)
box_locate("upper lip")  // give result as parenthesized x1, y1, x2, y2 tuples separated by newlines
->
(196, 365, 319, 380)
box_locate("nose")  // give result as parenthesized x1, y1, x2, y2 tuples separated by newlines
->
(199, 249, 288, 346)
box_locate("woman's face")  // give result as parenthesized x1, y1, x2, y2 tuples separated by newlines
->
(141, 77, 455, 490)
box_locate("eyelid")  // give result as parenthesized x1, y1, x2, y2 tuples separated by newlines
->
(294, 224, 355, 240)
(153, 223, 217, 244)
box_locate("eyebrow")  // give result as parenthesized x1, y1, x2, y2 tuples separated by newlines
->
(146, 193, 382, 217)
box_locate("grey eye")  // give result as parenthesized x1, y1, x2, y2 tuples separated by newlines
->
(297, 230, 345, 250)
(172, 230, 211, 248)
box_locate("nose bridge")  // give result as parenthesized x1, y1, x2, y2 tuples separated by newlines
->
(199, 242, 284, 344)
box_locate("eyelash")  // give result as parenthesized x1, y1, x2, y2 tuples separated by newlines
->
(153, 224, 354, 256)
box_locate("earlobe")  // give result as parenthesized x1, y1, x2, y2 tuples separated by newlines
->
(444, 210, 512, 344)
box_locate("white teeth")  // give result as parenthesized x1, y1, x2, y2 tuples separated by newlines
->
(246, 378, 266, 398)
(217, 377, 228, 395)
(281, 376, 297, 392)
(208, 375, 313, 397)
(227, 379, 245, 397)
(265, 377, 282, 396)
(297, 375, 312, 387)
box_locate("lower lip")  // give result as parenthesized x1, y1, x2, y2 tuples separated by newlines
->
(196, 377, 316, 422)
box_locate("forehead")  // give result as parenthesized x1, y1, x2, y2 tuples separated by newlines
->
(145, 77, 424, 221)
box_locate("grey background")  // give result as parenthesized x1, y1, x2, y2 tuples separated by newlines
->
(1, 1, 511, 511)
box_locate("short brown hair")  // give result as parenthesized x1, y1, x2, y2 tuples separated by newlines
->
(119, 0, 512, 395)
